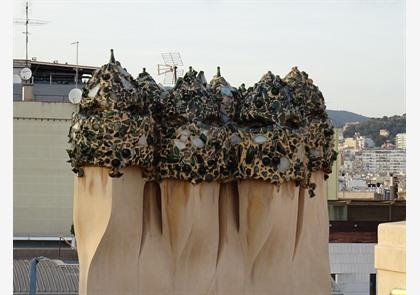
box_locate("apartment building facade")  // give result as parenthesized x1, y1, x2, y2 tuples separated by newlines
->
(395, 133, 406, 149)
(361, 149, 406, 174)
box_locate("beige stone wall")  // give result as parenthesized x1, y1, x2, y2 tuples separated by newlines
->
(375, 221, 406, 295)
(13, 101, 77, 237)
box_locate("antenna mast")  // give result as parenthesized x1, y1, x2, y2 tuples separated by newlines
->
(14, 1, 48, 65)
(71, 41, 80, 88)
(25, 1, 29, 65)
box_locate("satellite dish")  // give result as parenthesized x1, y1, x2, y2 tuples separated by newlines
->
(13, 74, 22, 84)
(68, 88, 82, 104)
(20, 67, 32, 80)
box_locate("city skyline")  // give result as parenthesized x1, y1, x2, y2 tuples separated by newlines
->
(13, 0, 405, 117)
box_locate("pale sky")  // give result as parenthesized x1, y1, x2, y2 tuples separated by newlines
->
(13, 0, 405, 117)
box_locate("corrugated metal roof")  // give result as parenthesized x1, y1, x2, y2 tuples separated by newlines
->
(14, 259, 343, 295)
(13, 259, 78, 294)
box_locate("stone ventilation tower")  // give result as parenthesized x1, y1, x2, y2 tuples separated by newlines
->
(68, 51, 337, 295)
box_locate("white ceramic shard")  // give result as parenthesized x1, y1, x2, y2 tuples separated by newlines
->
(230, 133, 242, 145)
(180, 135, 189, 143)
(278, 157, 291, 172)
(138, 135, 148, 146)
(253, 134, 268, 144)
(174, 139, 187, 150)
(179, 129, 191, 137)
(72, 122, 80, 131)
(88, 84, 100, 98)
(192, 136, 205, 148)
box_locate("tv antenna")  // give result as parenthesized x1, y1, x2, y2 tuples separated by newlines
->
(158, 52, 184, 86)
(14, 1, 49, 66)
(71, 41, 80, 88)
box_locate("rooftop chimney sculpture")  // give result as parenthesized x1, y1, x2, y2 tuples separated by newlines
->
(68, 49, 337, 295)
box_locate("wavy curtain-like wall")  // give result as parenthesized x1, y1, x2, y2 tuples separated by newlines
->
(74, 167, 330, 295)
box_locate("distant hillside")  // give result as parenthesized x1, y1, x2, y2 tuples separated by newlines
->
(343, 114, 406, 146)
(326, 110, 370, 128)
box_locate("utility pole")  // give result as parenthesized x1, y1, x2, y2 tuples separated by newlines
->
(71, 41, 79, 88)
